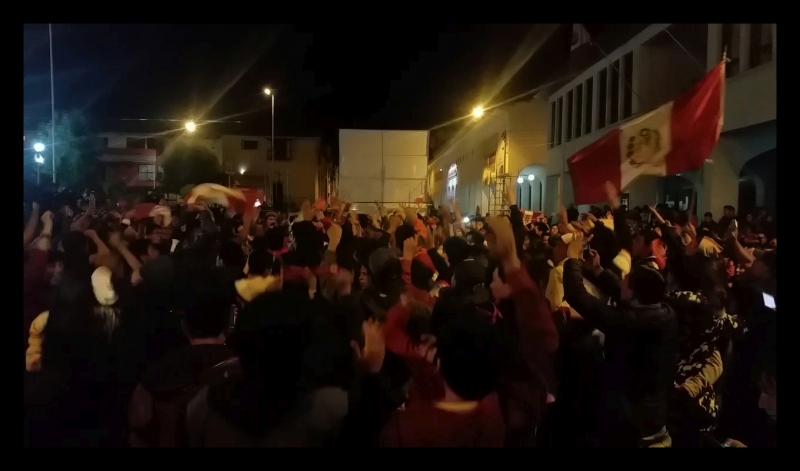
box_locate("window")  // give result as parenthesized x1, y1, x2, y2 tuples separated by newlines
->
(565, 90, 574, 142)
(575, 84, 583, 139)
(241, 139, 259, 150)
(138, 164, 155, 181)
(555, 97, 563, 146)
(273, 139, 291, 161)
(598, 69, 607, 129)
(721, 24, 741, 77)
(549, 101, 557, 148)
(126, 137, 160, 149)
(622, 52, 634, 119)
(99, 137, 109, 148)
(584, 77, 593, 134)
(127, 138, 146, 149)
(749, 24, 773, 68)
(609, 61, 620, 124)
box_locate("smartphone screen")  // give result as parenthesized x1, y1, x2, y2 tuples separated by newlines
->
(762, 292, 776, 310)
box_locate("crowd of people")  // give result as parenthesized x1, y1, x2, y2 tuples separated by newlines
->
(22, 181, 776, 447)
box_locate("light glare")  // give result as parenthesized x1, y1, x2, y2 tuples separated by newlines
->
(239, 167, 246, 174)
(517, 176, 523, 184)
(528, 174, 535, 181)
(264, 88, 272, 96)
(34, 155, 44, 164)
(462, 217, 470, 224)
(33, 142, 45, 153)
(185, 121, 197, 133)
(472, 106, 484, 118)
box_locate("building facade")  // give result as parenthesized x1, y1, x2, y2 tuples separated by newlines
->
(427, 98, 550, 217)
(97, 131, 331, 209)
(545, 23, 776, 217)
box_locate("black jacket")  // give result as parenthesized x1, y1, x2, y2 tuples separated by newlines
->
(561, 258, 678, 441)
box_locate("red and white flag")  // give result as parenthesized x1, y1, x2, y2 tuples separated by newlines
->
(185, 183, 247, 214)
(568, 61, 725, 205)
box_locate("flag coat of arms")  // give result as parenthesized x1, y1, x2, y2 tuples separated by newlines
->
(568, 61, 725, 205)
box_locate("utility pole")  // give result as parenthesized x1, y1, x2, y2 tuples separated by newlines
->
(49, 24, 56, 184)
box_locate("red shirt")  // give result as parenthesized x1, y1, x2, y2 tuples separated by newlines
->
(380, 394, 506, 447)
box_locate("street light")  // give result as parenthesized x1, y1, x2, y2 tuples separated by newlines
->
(33, 142, 45, 185)
(472, 106, 484, 118)
(263, 87, 275, 206)
(517, 176, 523, 184)
(528, 174, 535, 181)
(185, 121, 197, 133)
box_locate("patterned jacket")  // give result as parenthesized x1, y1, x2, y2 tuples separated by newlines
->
(666, 290, 745, 428)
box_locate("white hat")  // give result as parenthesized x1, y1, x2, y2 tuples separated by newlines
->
(91, 266, 118, 306)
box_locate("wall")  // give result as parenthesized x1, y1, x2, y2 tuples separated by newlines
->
(427, 99, 549, 216)
(708, 24, 776, 132)
(283, 138, 322, 206)
(218, 135, 270, 175)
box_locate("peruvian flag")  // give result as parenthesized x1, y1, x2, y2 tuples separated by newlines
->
(568, 61, 726, 205)
(185, 183, 248, 214)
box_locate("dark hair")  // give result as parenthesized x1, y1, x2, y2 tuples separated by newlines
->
(704, 212, 713, 219)
(219, 239, 245, 269)
(435, 307, 502, 401)
(443, 237, 470, 268)
(676, 253, 727, 310)
(589, 224, 621, 270)
(410, 258, 434, 291)
(289, 221, 323, 268)
(627, 265, 666, 305)
(264, 226, 287, 252)
(247, 248, 277, 276)
(183, 292, 231, 339)
(394, 223, 417, 249)
(41, 274, 119, 379)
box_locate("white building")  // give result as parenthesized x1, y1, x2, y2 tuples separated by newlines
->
(427, 98, 550, 217)
(545, 23, 776, 216)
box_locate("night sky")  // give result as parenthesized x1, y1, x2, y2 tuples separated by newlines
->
(24, 24, 569, 139)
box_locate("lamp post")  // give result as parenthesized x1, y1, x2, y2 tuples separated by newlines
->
(49, 24, 56, 184)
(33, 142, 45, 185)
(263, 88, 275, 206)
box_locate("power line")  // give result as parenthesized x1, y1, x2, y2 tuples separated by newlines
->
(664, 29, 707, 72)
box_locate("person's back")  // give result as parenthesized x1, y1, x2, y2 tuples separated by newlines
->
(128, 268, 238, 447)
(380, 307, 506, 447)
(562, 257, 678, 446)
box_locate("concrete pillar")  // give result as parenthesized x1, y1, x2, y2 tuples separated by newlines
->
(591, 71, 600, 132)
(697, 145, 740, 217)
(772, 24, 776, 58)
(740, 24, 751, 73)
(631, 47, 641, 114)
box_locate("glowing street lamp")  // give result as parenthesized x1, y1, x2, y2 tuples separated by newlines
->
(33, 142, 45, 185)
(528, 174, 535, 181)
(185, 121, 197, 133)
(262, 86, 276, 201)
(517, 176, 523, 184)
(472, 106, 484, 118)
